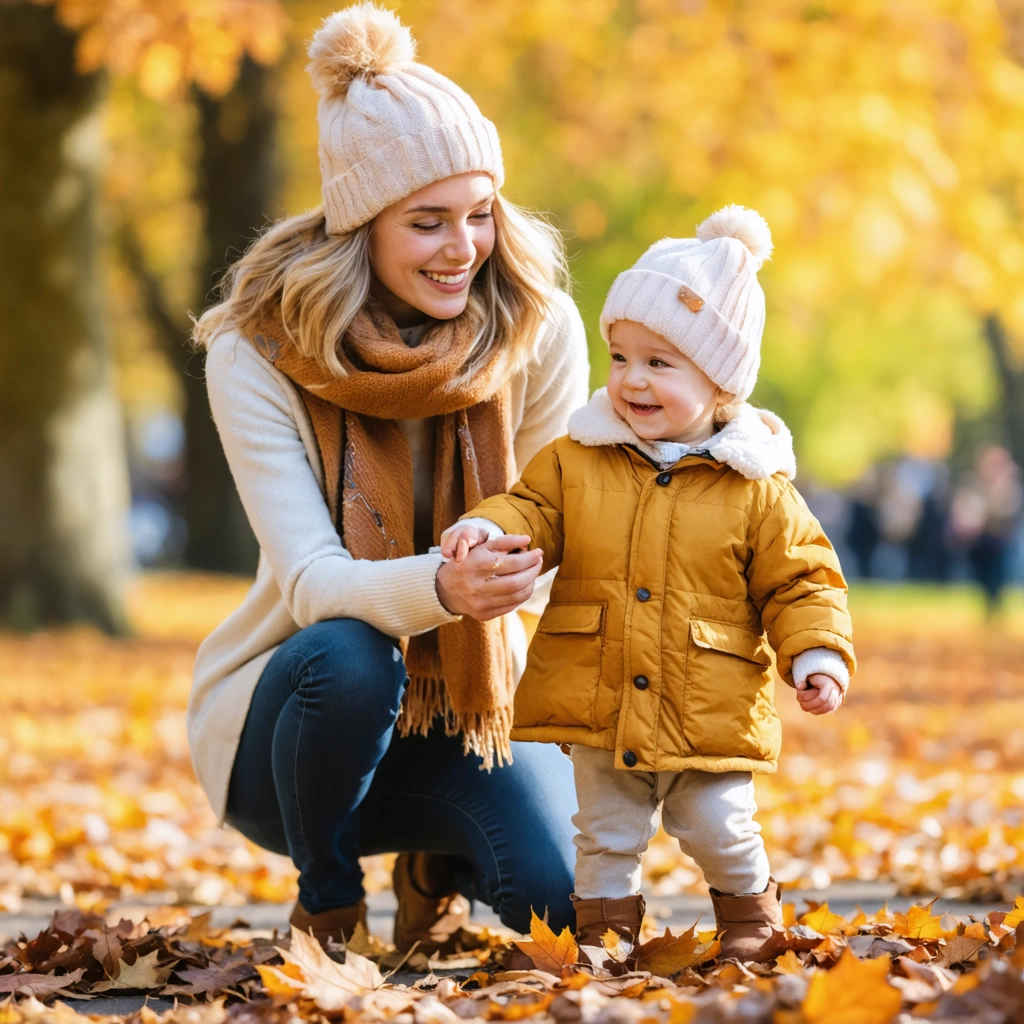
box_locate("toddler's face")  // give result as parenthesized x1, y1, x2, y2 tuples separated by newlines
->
(607, 320, 720, 445)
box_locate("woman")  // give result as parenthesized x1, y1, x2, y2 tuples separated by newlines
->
(186, 2, 589, 951)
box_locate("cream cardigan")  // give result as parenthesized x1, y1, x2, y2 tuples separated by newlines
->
(188, 291, 590, 823)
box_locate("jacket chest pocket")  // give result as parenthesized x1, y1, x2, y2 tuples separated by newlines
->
(681, 618, 779, 760)
(515, 603, 605, 730)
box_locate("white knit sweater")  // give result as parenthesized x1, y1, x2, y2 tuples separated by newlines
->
(188, 290, 590, 822)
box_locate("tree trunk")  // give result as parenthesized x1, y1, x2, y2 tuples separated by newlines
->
(982, 314, 1024, 470)
(181, 58, 281, 573)
(0, 2, 130, 632)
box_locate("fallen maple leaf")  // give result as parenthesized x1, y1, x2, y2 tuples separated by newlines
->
(511, 911, 578, 975)
(773, 949, 807, 974)
(257, 960, 305, 1002)
(91, 950, 171, 992)
(634, 924, 719, 977)
(169, 960, 258, 995)
(1003, 897, 1024, 930)
(800, 903, 852, 935)
(275, 925, 386, 1010)
(802, 950, 901, 1024)
(893, 904, 949, 941)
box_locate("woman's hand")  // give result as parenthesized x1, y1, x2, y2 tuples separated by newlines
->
(436, 534, 543, 620)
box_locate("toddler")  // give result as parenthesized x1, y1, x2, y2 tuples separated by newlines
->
(441, 206, 855, 965)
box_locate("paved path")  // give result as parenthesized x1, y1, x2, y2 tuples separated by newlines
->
(0, 884, 1009, 1016)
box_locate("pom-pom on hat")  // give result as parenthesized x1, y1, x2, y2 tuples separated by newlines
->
(308, 2, 504, 235)
(600, 205, 773, 401)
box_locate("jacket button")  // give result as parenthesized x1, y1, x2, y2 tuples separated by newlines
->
(656, 472, 672, 486)
(633, 675, 649, 690)
(622, 750, 638, 768)
(636, 587, 651, 602)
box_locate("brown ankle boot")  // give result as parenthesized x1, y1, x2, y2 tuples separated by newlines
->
(392, 853, 471, 956)
(574, 895, 646, 973)
(289, 898, 367, 946)
(710, 879, 788, 962)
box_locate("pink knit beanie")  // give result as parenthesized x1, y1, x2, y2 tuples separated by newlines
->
(307, 2, 504, 235)
(600, 206, 773, 401)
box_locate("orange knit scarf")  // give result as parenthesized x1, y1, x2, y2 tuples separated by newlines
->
(250, 302, 515, 769)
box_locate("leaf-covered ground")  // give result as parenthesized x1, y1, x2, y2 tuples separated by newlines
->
(5, 895, 1024, 1021)
(1, 575, 1022, 911)
(3, 577, 1024, 1020)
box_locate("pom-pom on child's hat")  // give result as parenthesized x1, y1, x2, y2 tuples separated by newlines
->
(600, 205, 773, 401)
(307, 2, 504, 235)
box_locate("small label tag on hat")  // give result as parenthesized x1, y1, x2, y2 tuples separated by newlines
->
(678, 285, 705, 312)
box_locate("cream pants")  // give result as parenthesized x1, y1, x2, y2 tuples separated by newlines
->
(570, 745, 771, 899)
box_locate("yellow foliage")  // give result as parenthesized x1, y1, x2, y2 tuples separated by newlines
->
(802, 951, 902, 1024)
(40, 0, 287, 98)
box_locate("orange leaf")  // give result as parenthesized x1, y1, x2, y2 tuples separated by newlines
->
(893, 904, 948, 941)
(802, 950, 901, 1024)
(800, 903, 851, 935)
(1003, 896, 1024, 930)
(635, 924, 719, 977)
(512, 911, 579, 975)
(774, 950, 807, 974)
(257, 963, 303, 1002)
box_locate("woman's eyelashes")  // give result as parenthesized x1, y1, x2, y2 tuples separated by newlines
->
(410, 210, 492, 233)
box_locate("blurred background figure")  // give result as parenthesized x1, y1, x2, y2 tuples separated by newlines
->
(949, 446, 1024, 617)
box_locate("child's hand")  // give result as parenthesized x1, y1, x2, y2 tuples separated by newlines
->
(796, 673, 843, 715)
(440, 523, 491, 562)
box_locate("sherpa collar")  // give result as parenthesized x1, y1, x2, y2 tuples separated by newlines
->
(566, 388, 796, 481)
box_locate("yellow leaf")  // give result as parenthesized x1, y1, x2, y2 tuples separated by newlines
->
(257, 963, 304, 1001)
(635, 924, 719, 978)
(774, 950, 807, 974)
(800, 903, 851, 935)
(511, 911, 579, 974)
(1003, 896, 1024, 929)
(802, 950, 901, 1024)
(893, 904, 948, 941)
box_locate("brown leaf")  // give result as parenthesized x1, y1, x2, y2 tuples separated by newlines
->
(939, 934, 987, 967)
(0, 968, 86, 997)
(511, 912, 579, 975)
(91, 950, 171, 991)
(170, 960, 258, 994)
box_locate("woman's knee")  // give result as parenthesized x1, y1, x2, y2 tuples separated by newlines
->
(285, 618, 407, 719)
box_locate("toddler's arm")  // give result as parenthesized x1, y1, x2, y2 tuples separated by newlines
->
(461, 439, 568, 572)
(747, 480, 856, 694)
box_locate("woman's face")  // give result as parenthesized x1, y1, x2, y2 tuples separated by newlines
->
(367, 172, 497, 327)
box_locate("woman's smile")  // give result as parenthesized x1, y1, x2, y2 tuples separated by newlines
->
(421, 268, 471, 292)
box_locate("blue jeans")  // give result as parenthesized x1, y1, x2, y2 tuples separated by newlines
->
(226, 617, 577, 932)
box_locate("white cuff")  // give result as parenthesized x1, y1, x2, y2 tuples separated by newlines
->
(792, 647, 850, 695)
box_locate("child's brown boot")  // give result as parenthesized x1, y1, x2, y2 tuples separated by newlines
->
(710, 879, 788, 962)
(574, 894, 646, 973)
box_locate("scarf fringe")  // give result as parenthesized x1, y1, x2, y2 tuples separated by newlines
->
(398, 675, 514, 771)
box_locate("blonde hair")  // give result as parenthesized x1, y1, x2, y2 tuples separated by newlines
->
(192, 193, 568, 380)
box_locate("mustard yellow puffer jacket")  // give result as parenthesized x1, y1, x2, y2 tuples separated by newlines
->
(465, 392, 855, 776)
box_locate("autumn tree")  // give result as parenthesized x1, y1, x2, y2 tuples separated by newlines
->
(391, 0, 1024, 484)
(0, 0, 284, 629)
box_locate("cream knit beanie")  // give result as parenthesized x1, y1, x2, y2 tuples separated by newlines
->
(599, 206, 773, 401)
(307, 3, 504, 235)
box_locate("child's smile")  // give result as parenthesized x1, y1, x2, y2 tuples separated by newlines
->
(607, 320, 721, 446)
